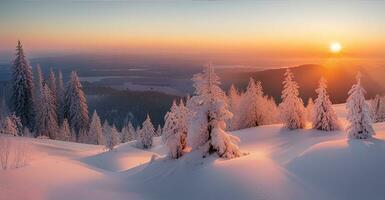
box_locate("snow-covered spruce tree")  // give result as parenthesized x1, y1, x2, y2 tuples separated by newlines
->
(239, 78, 265, 128)
(122, 121, 136, 142)
(370, 95, 385, 122)
(263, 96, 280, 125)
(138, 114, 155, 149)
(103, 120, 111, 145)
(58, 118, 71, 141)
(56, 69, 65, 125)
(279, 68, 306, 129)
(306, 98, 314, 121)
(163, 100, 189, 159)
(346, 73, 375, 139)
(88, 110, 105, 145)
(227, 84, 241, 131)
(187, 64, 241, 158)
(107, 125, 120, 150)
(10, 41, 35, 130)
(121, 126, 130, 143)
(156, 124, 162, 137)
(35, 64, 44, 97)
(48, 67, 57, 105)
(128, 121, 136, 140)
(2, 116, 18, 136)
(64, 71, 89, 139)
(312, 77, 340, 131)
(36, 83, 58, 138)
(9, 113, 23, 136)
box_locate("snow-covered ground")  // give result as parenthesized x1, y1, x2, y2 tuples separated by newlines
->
(1, 104, 385, 200)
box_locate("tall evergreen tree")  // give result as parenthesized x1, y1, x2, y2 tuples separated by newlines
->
(57, 118, 71, 141)
(138, 114, 155, 149)
(187, 64, 241, 158)
(370, 95, 385, 122)
(163, 100, 189, 159)
(103, 120, 112, 145)
(156, 124, 162, 137)
(64, 71, 89, 138)
(279, 68, 306, 129)
(36, 83, 58, 138)
(35, 64, 44, 96)
(346, 73, 374, 139)
(56, 69, 65, 125)
(48, 67, 57, 108)
(10, 41, 35, 130)
(88, 110, 105, 145)
(312, 77, 339, 131)
(227, 84, 241, 131)
(107, 125, 120, 150)
(239, 78, 265, 128)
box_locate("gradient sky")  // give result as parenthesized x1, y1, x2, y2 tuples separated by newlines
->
(1, 0, 385, 66)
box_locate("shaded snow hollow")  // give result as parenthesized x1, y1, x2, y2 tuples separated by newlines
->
(1, 104, 385, 200)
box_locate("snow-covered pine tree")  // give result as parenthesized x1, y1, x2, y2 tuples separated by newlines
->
(279, 68, 306, 129)
(88, 110, 105, 145)
(227, 84, 241, 131)
(121, 121, 136, 142)
(138, 114, 155, 149)
(135, 126, 141, 140)
(64, 71, 89, 138)
(163, 100, 189, 159)
(128, 121, 136, 140)
(58, 118, 71, 141)
(239, 78, 265, 128)
(9, 112, 23, 136)
(107, 125, 120, 150)
(156, 124, 162, 137)
(263, 96, 280, 125)
(48, 67, 57, 106)
(56, 69, 65, 125)
(187, 64, 241, 159)
(10, 41, 35, 130)
(370, 95, 385, 122)
(3, 116, 18, 136)
(35, 64, 44, 97)
(36, 83, 58, 139)
(312, 77, 340, 131)
(121, 126, 130, 143)
(346, 73, 375, 139)
(306, 98, 314, 121)
(103, 120, 111, 145)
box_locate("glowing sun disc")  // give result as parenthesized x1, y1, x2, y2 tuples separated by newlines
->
(330, 42, 342, 53)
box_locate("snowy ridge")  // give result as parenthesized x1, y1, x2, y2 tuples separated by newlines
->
(1, 104, 385, 200)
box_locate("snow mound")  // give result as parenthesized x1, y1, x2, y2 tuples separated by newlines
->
(82, 140, 165, 172)
(120, 150, 327, 200)
(287, 137, 385, 200)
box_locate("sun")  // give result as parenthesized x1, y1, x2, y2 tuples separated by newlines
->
(330, 42, 342, 53)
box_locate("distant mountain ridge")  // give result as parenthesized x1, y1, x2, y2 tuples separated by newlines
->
(218, 64, 385, 104)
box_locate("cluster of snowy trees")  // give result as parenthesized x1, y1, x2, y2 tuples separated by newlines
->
(162, 66, 377, 159)
(163, 65, 242, 159)
(227, 78, 280, 131)
(0, 41, 90, 142)
(1, 41, 162, 149)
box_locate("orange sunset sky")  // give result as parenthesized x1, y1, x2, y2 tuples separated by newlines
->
(1, 1, 385, 67)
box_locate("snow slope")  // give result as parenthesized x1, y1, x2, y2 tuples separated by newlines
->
(1, 104, 385, 200)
